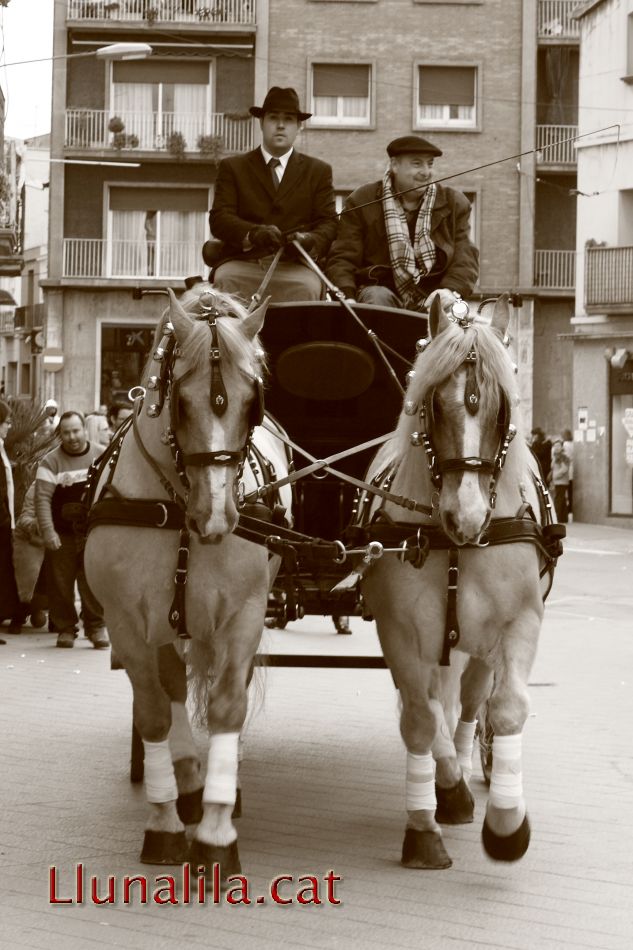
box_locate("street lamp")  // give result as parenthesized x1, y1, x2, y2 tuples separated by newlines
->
(3, 42, 152, 68)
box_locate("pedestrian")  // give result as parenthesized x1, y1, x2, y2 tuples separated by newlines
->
(550, 438, 570, 524)
(107, 403, 133, 437)
(561, 428, 574, 519)
(0, 400, 30, 640)
(34, 411, 109, 649)
(326, 135, 478, 311)
(85, 408, 111, 447)
(12, 481, 48, 630)
(530, 427, 552, 483)
(209, 86, 337, 302)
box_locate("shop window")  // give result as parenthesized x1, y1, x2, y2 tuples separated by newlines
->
(309, 63, 372, 127)
(416, 64, 478, 129)
(609, 354, 633, 515)
(100, 325, 155, 409)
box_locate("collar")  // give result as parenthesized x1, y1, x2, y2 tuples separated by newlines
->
(260, 146, 293, 171)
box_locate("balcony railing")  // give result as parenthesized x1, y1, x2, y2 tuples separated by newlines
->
(67, 0, 255, 25)
(63, 238, 203, 279)
(538, 1, 581, 39)
(14, 303, 46, 330)
(65, 109, 255, 155)
(0, 309, 15, 334)
(536, 124, 578, 165)
(534, 249, 576, 290)
(585, 246, 633, 310)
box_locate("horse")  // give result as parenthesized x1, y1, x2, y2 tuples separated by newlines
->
(84, 282, 291, 884)
(360, 293, 557, 869)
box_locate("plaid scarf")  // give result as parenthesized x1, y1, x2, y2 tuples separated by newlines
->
(382, 170, 437, 309)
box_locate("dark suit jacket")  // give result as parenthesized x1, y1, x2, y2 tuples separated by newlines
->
(209, 148, 337, 265)
(326, 181, 479, 302)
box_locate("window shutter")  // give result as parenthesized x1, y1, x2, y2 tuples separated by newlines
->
(313, 64, 369, 98)
(418, 66, 475, 106)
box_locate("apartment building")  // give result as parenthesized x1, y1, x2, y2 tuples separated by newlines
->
(571, 0, 633, 526)
(45, 0, 580, 444)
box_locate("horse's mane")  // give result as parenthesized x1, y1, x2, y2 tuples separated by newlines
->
(394, 319, 531, 479)
(141, 282, 263, 385)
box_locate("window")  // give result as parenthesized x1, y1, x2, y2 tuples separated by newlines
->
(107, 187, 209, 278)
(310, 64, 372, 127)
(416, 65, 478, 129)
(111, 60, 212, 151)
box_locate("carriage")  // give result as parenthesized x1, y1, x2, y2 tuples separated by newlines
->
(82, 253, 565, 882)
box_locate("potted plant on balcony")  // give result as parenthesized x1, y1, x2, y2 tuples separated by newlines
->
(196, 133, 224, 163)
(167, 131, 187, 160)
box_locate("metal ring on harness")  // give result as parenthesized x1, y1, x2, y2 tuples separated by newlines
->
(128, 385, 146, 401)
(156, 503, 169, 528)
(332, 539, 347, 564)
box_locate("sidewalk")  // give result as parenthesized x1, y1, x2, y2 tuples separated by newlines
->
(1, 522, 632, 949)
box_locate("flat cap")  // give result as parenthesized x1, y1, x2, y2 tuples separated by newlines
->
(387, 135, 442, 157)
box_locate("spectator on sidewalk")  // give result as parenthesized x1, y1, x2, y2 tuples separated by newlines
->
(35, 411, 109, 649)
(530, 427, 552, 483)
(561, 428, 574, 518)
(0, 400, 30, 641)
(550, 438, 571, 524)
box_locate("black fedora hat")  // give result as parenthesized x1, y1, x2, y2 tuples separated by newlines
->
(387, 135, 442, 157)
(250, 87, 312, 121)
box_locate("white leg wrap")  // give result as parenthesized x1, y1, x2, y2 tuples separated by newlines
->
(454, 719, 477, 781)
(168, 702, 197, 763)
(203, 732, 239, 805)
(143, 739, 178, 803)
(489, 734, 524, 809)
(406, 752, 436, 812)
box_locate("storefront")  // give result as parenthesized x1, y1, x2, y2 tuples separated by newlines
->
(608, 352, 633, 516)
(100, 324, 154, 408)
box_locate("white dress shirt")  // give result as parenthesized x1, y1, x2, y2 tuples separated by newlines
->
(260, 146, 293, 184)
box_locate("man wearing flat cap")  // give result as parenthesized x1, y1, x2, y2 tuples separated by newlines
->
(326, 135, 478, 312)
(209, 87, 337, 302)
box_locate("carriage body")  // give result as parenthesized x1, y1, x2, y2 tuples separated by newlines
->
(257, 299, 427, 622)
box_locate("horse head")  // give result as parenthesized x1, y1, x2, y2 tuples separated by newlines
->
(145, 284, 268, 541)
(408, 294, 516, 545)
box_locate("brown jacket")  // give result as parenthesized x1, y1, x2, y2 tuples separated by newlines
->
(326, 181, 478, 304)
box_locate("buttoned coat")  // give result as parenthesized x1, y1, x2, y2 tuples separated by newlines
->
(326, 181, 479, 303)
(209, 148, 337, 265)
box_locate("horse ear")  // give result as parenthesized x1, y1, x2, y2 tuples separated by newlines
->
(490, 294, 510, 336)
(242, 296, 270, 340)
(429, 293, 451, 339)
(166, 288, 194, 343)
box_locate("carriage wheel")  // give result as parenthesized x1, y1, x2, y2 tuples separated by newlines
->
(130, 723, 144, 783)
(476, 703, 494, 786)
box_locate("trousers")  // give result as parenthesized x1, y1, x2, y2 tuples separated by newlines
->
(45, 533, 104, 635)
(213, 259, 323, 304)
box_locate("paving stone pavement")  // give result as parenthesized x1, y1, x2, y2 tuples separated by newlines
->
(1, 522, 632, 950)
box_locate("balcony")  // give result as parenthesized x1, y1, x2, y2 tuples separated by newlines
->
(536, 124, 578, 166)
(0, 226, 23, 277)
(14, 303, 46, 331)
(534, 249, 576, 291)
(66, 0, 255, 26)
(585, 245, 633, 313)
(63, 238, 202, 279)
(0, 309, 15, 334)
(537, 1, 581, 41)
(65, 109, 255, 156)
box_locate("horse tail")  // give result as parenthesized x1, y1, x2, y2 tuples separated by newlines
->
(186, 638, 266, 731)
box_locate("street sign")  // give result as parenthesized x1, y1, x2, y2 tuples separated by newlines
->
(42, 347, 64, 373)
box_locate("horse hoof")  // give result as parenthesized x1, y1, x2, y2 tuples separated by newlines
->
(190, 838, 241, 885)
(140, 830, 189, 865)
(401, 828, 452, 869)
(176, 787, 203, 825)
(232, 788, 242, 820)
(482, 813, 531, 862)
(435, 777, 475, 825)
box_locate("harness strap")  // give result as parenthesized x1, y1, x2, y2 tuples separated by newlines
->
(169, 527, 191, 639)
(440, 548, 460, 667)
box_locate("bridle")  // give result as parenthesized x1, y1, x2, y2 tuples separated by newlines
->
(407, 300, 516, 510)
(141, 291, 264, 494)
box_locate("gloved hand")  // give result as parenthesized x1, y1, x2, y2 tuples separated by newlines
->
(424, 288, 457, 314)
(285, 231, 316, 252)
(248, 224, 284, 251)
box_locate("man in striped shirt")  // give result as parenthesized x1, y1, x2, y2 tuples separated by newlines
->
(35, 411, 109, 649)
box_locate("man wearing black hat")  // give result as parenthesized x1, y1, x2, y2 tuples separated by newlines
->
(326, 135, 478, 312)
(209, 87, 337, 302)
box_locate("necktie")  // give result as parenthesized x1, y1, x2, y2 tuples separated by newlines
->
(268, 157, 281, 190)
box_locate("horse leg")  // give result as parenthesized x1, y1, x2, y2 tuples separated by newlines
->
(115, 631, 188, 865)
(398, 667, 453, 869)
(481, 623, 538, 862)
(431, 657, 475, 825)
(157, 644, 204, 826)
